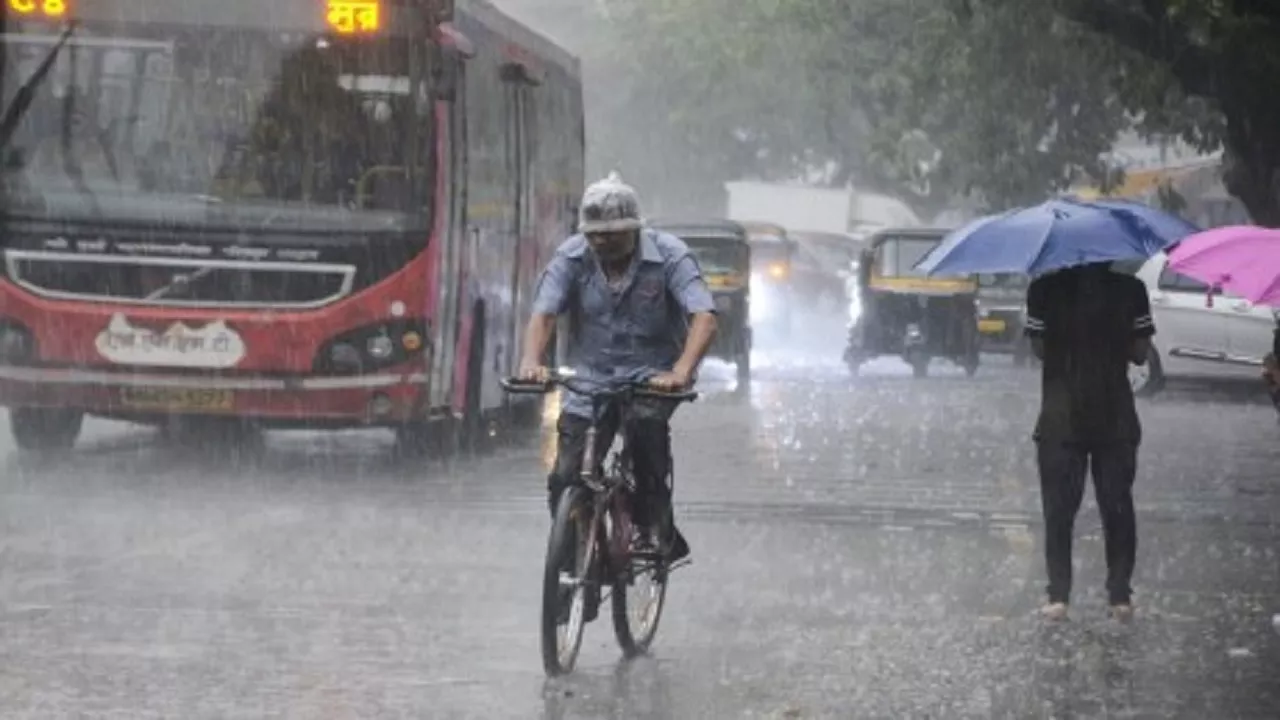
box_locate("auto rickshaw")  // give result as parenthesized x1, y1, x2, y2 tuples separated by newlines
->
(843, 228, 981, 378)
(739, 221, 796, 339)
(975, 273, 1032, 366)
(790, 230, 864, 316)
(650, 219, 752, 384)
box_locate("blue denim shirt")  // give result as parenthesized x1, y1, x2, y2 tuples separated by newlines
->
(531, 228, 716, 419)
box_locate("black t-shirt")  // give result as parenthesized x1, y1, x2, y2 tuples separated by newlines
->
(1024, 268, 1154, 444)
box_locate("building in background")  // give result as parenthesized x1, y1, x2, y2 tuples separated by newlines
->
(724, 181, 922, 236)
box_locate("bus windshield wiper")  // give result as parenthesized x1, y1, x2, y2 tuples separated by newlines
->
(0, 22, 76, 151)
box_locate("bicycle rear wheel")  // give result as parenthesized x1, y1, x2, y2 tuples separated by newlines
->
(541, 486, 593, 676)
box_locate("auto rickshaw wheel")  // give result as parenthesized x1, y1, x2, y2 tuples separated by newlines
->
(1012, 336, 1031, 367)
(846, 358, 863, 379)
(908, 352, 929, 378)
(963, 342, 981, 377)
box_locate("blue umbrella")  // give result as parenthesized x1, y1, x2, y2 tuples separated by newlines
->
(915, 198, 1199, 277)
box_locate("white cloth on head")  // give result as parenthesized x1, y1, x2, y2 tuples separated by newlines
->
(578, 171, 643, 233)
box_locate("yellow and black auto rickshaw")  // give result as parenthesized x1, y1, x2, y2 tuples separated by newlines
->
(975, 273, 1032, 366)
(650, 219, 752, 384)
(843, 228, 981, 378)
(739, 221, 797, 339)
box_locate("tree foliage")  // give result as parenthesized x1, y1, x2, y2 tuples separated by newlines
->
(1034, 0, 1280, 225)
(506, 0, 1280, 224)
(583, 0, 1151, 218)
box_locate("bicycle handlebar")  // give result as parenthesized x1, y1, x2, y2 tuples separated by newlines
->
(500, 373, 698, 402)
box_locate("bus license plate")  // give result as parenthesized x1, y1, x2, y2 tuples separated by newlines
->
(120, 387, 234, 411)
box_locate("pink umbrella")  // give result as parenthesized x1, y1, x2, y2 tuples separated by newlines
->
(1167, 225, 1280, 305)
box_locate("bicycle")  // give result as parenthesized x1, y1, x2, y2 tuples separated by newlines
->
(501, 372, 697, 677)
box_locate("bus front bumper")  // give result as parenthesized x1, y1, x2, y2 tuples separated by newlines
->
(0, 365, 433, 427)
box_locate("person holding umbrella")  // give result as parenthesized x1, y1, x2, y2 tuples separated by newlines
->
(917, 197, 1199, 622)
(1024, 262, 1154, 621)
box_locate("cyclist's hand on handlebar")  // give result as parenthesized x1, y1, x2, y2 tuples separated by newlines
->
(647, 369, 692, 392)
(517, 360, 550, 384)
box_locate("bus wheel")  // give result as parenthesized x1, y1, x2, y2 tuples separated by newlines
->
(460, 304, 487, 455)
(10, 407, 84, 452)
(395, 419, 457, 459)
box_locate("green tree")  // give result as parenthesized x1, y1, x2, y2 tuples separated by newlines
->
(1034, 0, 1276, 224)
(584, 0, 1143, 218)
(504, 0, 1275, 224)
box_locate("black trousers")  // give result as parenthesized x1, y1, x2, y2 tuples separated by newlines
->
(547, 400, 674, 530)
(1036, 440, 1138, 605)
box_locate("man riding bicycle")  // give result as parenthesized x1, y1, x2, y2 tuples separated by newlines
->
(517, 172, 718, 563)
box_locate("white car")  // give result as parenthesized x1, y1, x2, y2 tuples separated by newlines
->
(1130, 253, 1278, 395)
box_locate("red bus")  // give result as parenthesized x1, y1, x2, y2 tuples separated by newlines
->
(0, 0, 584, 451)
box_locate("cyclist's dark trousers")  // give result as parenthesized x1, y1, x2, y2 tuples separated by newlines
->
(1037, 440, 1138, 605)
(547, 399, 673, 530)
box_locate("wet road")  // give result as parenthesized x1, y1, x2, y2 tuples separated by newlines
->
(2, 332, 1279, 718)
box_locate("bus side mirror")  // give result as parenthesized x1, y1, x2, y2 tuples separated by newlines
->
(432, 48, 466, 102)
(431, 23, 474, 103)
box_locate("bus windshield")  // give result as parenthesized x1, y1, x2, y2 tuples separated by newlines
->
(1, 22, 431, 231)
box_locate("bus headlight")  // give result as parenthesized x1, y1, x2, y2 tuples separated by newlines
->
(314, 319, 429, 374)
(329, 342, 363, 371)
(367, 334, 394, 360)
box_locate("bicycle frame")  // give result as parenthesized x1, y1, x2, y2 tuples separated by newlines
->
(579, 391, 649, 577)
(504, 374, 694, 573)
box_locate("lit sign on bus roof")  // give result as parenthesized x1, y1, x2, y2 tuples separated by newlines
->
(7, 0, 68, 19)
(326, 0, 380, 34)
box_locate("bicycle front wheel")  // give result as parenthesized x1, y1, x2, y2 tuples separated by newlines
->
(541, 486, 593, 676)
(611, 530, 669, 657)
